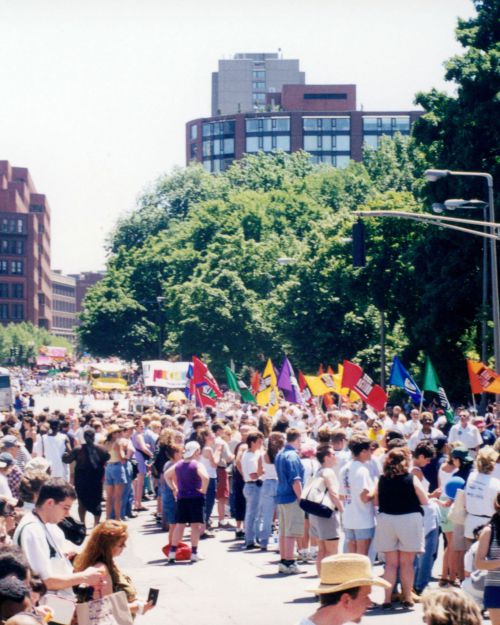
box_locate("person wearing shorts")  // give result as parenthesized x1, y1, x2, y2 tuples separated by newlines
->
(373, 447, 428, 609)
(164, 442, 208, 563)
(475, 494, 500, 625)
(275, 428, 305, 575)
(308, 445, 344, 574)
(339, 434, 376, 556)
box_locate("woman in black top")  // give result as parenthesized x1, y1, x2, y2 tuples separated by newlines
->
(373, 447, 428, 609)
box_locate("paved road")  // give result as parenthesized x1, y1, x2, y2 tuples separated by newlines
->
(116, 501, 431, 625)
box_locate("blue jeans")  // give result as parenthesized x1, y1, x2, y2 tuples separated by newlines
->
(161, 480, 177, 526)
(243, 482, 262, 546)
(414, 528, 440, 592)
(256, 479, 277, 548)
(120, 461, 134, 519)
(203, 477, 217, 526)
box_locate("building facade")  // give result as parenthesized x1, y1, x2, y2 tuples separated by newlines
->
(69, 271, 104, 314)
(51, 270, 77, 343)
(188, 83, 422, 173)
(0, 161, 51, 328)
(212, 52, 304, 116)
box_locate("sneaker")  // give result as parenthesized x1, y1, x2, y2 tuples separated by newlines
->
(190, 553, 203, 562)
(167, 555, 176, 564)
(235, 530, 245, 540)
(278, 562, 303, 575)
(200, 531, 214, 539)
(244, 542, 259, 550)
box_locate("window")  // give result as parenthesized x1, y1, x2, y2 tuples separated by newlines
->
(190, 144, 198, 159)
(11, 261, 23, 275)
(0, 284, 8, 298)
(304, 136, 318, 151)
(246, 119, 261, 132)
(30, 204, 44, 213)
(202, 123, 212, 137)
(223, 138, 234, 154)
(245, 137, 259, 153)
(363, 117, 378, 131)
(0, 304, 8, 320)
(17, 219, 23, 234)
(252, 70, 265, 80)
(304, 93, 347, 100)
(202, 141, 212, 157)
(363, 135, 378, 149)
(11, 284, 23, 299)
(252, 82, 266, 90)
(336, 155, 350, 168)
(53, 284, 75, 297)
(190, 125, 198, 140)
(0, 262, 7, 274)
(253, 93, 266, 103)
(212, 139, 221, 156)
(303, 117, 350, 131)
(335, 135, 350, 151)
(11, 304, 23, 320)
(275, 136, 290, 151)
(395, 116, 410, 131)
(222, 121, 235, 134)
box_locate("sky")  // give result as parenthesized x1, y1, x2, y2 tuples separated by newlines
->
(0, 0, 476, 274)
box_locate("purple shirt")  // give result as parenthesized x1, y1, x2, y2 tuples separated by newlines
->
(175, 460, 203, 499)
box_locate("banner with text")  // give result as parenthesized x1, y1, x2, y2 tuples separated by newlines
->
(142, 361, 190, 388)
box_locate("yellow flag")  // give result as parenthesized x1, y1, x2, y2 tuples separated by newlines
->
(256, 358, 279, 415)
(304, 375, 332, 396)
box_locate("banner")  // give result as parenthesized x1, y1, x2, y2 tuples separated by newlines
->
(341, 360, 387, 411)
(467, 359, 500, 394)
(225, 366, 255, 403)
(39, 346, 68, 361)
(256, 358, 279, 415)
(142, 361, 190, 388)
(277, 357, 303, 404)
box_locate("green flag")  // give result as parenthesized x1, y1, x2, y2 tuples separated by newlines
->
(422, 357, 454, 424)
(225, 366, 255, 403)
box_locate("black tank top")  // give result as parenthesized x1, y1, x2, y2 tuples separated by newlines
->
(378, 473, 423, 515)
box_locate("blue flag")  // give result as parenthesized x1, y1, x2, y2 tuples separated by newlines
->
(388, 356, 422, 403)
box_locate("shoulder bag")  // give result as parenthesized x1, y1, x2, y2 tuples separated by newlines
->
(75, 590, 133, 625)
(299, 471, 334, 519)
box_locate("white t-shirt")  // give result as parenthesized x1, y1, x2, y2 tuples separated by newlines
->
(465, 471, 500, 516)
(14, 512, 74, 599)
(408, 427, 441, 451)
(403, 419, 422, 438)
(33, 434, 70, 480)
(332, 448, 351, 482)
(448, 423, 482, 449)
(339, 460, 375, 530)
(241, 450, 262, 482)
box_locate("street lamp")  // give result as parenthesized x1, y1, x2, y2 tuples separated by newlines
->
(156, 296, 166, 360)
(424, 169, 500, 381)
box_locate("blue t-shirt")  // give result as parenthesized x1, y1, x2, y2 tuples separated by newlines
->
(275, 444, 304, 504)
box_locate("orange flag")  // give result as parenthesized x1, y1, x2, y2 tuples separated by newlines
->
(466, 359, 500, 394)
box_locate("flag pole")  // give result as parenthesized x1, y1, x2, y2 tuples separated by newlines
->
(471, 392, 477, 413)
(419, 391, 424, 414)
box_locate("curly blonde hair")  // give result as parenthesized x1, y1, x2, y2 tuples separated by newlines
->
(475, 445, 498, 474)
(73, 520, 127, 585)
(421, 588, 481, 625)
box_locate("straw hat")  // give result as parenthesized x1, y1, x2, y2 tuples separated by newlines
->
(308, 554, 391, 594)
(107, 424, 124, 436)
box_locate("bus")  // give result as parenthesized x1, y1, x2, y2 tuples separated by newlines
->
(89, 363, 129, 392)
(0, 367, 12, 410)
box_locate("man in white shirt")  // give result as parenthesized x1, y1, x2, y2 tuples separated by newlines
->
(339, 435, 376, 556)
(33, 419, 71, 480)
(240, 430, 264, 549)
(408, 412, 441, 451)
(403, 408, 422, 439)
(448, 410, 482, 452)
(14, 478, 103, 599)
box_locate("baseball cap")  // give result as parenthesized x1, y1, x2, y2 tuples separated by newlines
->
(1, 435, 20, 449)
(0, 452, 14, 469)
(183, 441, 200, 460)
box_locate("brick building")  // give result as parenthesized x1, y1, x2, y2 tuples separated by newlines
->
(187, 55, 422, 173)
(0, 161, 51, 328)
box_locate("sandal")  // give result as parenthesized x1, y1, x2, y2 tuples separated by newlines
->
(401, 601, 415, 609)
(381, 603, 393, 610)
(438, 578, 449, 587)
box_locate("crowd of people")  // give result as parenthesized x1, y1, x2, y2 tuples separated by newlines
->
(0, 375, 499, 624)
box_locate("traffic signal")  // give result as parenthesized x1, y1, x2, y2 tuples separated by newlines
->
(352, 220, 366, 268)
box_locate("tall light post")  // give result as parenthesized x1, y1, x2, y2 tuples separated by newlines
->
(156, 296, 166, 359)
(424, 169, 500, 381)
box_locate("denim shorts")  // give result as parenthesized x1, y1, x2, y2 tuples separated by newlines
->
(344, 526, 375, 541)
(104, 462, 127, 486)
(162, 485, 177, 525)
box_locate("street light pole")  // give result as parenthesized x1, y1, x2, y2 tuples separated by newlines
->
(156, 296, 166, 360)
(424, 170, 500, 380)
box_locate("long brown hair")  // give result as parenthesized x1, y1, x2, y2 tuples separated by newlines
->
(73, 520, 127, 584)
(383, 447, 411, 478)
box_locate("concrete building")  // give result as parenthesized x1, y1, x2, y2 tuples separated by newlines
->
(187, 83, 421, 173)
(51, 270, 77, 343)
(0, 161, 51, 328)
(212, 52, 305, 116)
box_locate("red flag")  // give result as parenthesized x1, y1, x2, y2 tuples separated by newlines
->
(251, 371, 260, 396)
(192, 356, 223, 398)
(298, 370, 313, 405)
(341, 360, 387, 411)
(195, 385, 217, 408)
(323, 393, 334, 409)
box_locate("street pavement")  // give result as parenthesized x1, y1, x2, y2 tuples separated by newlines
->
(116, 501, 431, 625)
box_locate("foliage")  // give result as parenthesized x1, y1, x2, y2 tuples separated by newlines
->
(0, 323, 73, 367)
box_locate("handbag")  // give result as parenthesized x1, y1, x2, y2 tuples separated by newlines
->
(76, 590, 133, 625)
(299, 472, 334, 519)
(58, 516, 86, 546)
(448, 488, 466, 525)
